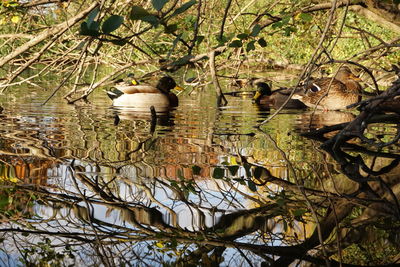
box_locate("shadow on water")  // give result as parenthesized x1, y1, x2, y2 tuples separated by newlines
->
(0, 82, 399, 266)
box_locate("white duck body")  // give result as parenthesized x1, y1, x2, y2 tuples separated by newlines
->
(111, 84, 170, 112)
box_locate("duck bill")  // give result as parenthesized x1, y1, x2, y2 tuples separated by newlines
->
(174, 85, 184, 91)
(349, 74, 362, 82)
(253, 91, 262, 103)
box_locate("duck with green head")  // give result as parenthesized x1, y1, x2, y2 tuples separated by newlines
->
(253, 81, 307, 109)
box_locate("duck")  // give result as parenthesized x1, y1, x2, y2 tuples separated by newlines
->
(252, 81, 307, 109)
(106, 76, 183, 110)
(292, 66, 362, 110)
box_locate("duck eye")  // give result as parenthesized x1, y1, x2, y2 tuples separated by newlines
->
(310, 83, 321, 92)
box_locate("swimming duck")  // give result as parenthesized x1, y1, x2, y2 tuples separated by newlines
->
(292, 66, 362, 110)
(252, 81, 307, 109)
(107, 76, 183, 109)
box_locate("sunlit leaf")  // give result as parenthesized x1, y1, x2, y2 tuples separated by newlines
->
(212, 167, 224, 179)
(229, 40, 242, 48)
(171, 0, 196, 17)
(11, 16, 20, 24)
(250, 24, 261, 37)
(102, 15, 124, 34)
(155, 242, 164, 248)
(152, 0, 168, 11)
(192, 165, 201, 175)
(258, 37, 267, 47)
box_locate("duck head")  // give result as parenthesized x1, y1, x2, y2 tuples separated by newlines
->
(157, 76, 184, 94)
(335, 66, 362, 83)
(253, 82, 272, 104)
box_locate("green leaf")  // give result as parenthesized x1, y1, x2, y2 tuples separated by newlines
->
(88, 20, 100, 31)
(229, 40, 242, 48)
(87, 6, 99, 26)
(237, 33, 248, 40)
(271, 16, 290, 29)
(212, 167, 225, 179)
(192, 165, 201, 175)
(258, 38, 267, 47)
(246, 40, 256, 52)
(216, 34, 229, 45)
(196, 35, 204, 44)
(293, 208, 308, 217)
(247, 180, 257, 192)
(395, 0, 400, 4)
(250, 24, 262, 37)
(80, 22, 100, 36)
(172, 55, 194, 66)
(227, 166, 239, 176)
(299, 13, 313, 22)
(164, 23, 178, 33)
(111, 39, 127, 46)
(142, 15, 160, 27)
(102, 15, 124, 34)
(130, 6, 151, 20)
(284, 26, 296, 36)
(152, 0, 168, 11)
(171, 0, 196, 17)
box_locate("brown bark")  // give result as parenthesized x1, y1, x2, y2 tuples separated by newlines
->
(0, 2, 98, 68)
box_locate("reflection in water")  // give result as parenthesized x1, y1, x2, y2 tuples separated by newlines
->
(0, 85, 399, 266)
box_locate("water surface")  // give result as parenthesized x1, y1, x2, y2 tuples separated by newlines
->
(0, 82, 398, 266)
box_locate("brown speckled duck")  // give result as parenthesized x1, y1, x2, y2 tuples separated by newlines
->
(292, 66, 362, 110)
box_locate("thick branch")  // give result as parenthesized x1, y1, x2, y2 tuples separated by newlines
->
(0, 2, 98, 68)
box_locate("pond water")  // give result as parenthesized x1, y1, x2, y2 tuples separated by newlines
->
(0, 79, 399, 266)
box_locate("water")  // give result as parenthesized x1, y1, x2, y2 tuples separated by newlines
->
(0, 82, 399, 266)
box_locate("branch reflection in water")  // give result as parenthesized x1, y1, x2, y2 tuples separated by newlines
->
(0, 83, 399, 266)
